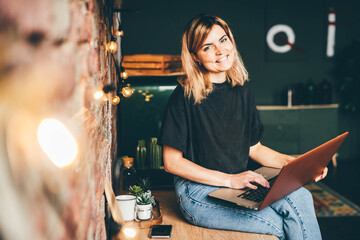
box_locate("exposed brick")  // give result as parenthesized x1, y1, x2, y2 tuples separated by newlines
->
(69, 1, 92, 44)
(0, 0, 114, 239)
(4, 0, 52, 38)
(88, 47, 101, 75)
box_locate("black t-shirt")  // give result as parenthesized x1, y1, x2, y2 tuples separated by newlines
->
(158, 81, 263, 174)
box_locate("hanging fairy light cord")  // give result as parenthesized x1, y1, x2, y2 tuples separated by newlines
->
(115, 13, 124, 38)
(111, 53, 133, 99)
(97, 3, 134, 105)
(100, 2, 140, 239)
(113, 13, 132, 97)
(113, 12, 154, 103)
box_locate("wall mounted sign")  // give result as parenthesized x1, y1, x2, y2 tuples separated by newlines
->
(265, 4, 337, 60)
(266, 24, 295, 53)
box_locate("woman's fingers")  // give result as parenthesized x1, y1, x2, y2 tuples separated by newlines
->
(315, 167, 328, 182)
(243, 171, 269, 189)
(230, 170, 270, 189)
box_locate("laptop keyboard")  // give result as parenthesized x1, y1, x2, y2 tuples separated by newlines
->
(238, 177, 278, 202)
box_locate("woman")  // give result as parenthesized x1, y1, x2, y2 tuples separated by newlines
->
(158, 14, 326, 240)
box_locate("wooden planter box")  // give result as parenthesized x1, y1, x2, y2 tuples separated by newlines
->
(122, 54, 183, 76)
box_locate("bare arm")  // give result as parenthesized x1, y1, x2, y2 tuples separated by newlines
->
(249, 142, 328, 181)
(249, 142, 294, 168)
(163, 145, 269, 189)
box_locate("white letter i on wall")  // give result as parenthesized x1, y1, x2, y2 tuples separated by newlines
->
(327, 8, 336, 57)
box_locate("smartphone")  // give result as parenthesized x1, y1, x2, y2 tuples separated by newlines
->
(149, 225, 172, 238)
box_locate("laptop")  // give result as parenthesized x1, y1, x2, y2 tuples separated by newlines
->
(208, 132, 349, 211)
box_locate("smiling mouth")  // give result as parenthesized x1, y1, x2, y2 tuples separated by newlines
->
(216, 55, 228, 63)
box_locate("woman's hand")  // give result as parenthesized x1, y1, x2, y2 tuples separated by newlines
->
(314, 167, 328, 182)
(227, 170, 270, 189)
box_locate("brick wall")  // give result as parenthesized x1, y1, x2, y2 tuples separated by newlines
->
(0, 0, 116, 239)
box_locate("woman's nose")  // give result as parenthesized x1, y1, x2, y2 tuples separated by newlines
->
(215, 45, 225, 55)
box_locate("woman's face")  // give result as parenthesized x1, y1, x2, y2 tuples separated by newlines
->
(193, 25, 235, 80)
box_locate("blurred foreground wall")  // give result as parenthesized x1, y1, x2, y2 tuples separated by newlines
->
(0, 0, 116, 239)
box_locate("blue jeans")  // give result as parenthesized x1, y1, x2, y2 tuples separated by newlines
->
(174, 176, 322, 240)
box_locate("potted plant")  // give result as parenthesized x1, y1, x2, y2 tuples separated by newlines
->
(136, 191, 155, 221)
(129, 178, 154, 221)
(137, 177, 152, 193)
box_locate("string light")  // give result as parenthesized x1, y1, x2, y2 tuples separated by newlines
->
(94, 84, 117, 101)
(145, 94, 154, 102)
(120, 70, 128, 79)
(115, 29, 124, 37)
(103, 10, 136, 107)
(111, 95, 120, 105)
(94, 90, 104, 100)
(37, 119, 78, 168)
(118, 223, 138, 239)
(122, 87, 134, 98)
(106, 41, 118, 53)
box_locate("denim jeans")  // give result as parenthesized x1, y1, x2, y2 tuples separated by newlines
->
(174, 176, 322, 240)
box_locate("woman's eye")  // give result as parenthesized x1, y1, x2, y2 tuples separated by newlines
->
(221, 37, 228, 43)
(203, 46, 211, 52)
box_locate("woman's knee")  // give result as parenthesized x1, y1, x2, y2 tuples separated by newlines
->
(288, 187, 314, 205)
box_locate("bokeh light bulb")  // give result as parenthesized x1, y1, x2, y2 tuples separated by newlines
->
(94, 90, 104, 100)
(115, 30, 124, 37)
(120, 71, 128, 79)
(122, 87, 134, 98)
(37, 119, 78, 168)
(111, 95, 120, 105)
(123, 227, 136, 238)
(106, 41, 118, 53)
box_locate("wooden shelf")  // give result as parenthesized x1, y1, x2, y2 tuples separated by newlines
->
(128, 71, 185, 77)
(257, 104, 339, 111)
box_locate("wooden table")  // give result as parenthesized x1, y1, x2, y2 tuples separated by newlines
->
(130, 190, 279, 240)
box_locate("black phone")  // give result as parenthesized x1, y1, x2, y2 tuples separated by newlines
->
(149, 225, 172, 238)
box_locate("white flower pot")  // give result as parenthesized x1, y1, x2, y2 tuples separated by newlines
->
(136, 203, 153, 221)
(116, 195, 136, 221)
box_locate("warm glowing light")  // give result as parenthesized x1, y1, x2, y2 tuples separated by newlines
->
(145, 98, 150, 102)
(106, 41, 118, 53)
(115, 30, 124, 37)
(121, 225, 137, 239)
(120, 71, 128, 79)
(94, 90, 104, 100)
(37, 119, 78, 168)
(122, 87, 134, 98)
(111, 95, 120, 105)
(123, 227, 136, 238)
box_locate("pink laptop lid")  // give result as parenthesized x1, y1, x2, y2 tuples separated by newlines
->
(259, 132, 349, 211)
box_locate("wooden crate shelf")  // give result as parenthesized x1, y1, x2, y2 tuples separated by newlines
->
(123, 54, 183, 76)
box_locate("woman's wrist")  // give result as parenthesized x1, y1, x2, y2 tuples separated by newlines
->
(281, 154, 296, 167)
(222, 172, 233, 188)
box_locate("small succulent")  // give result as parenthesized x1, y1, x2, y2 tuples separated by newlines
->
(128, 185, 143, 197)
(136, 191, 155, 205)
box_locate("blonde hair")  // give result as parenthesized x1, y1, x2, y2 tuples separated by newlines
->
(180, 14, 249, 104)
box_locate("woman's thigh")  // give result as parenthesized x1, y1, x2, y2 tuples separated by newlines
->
(174, 177, 286, 239)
